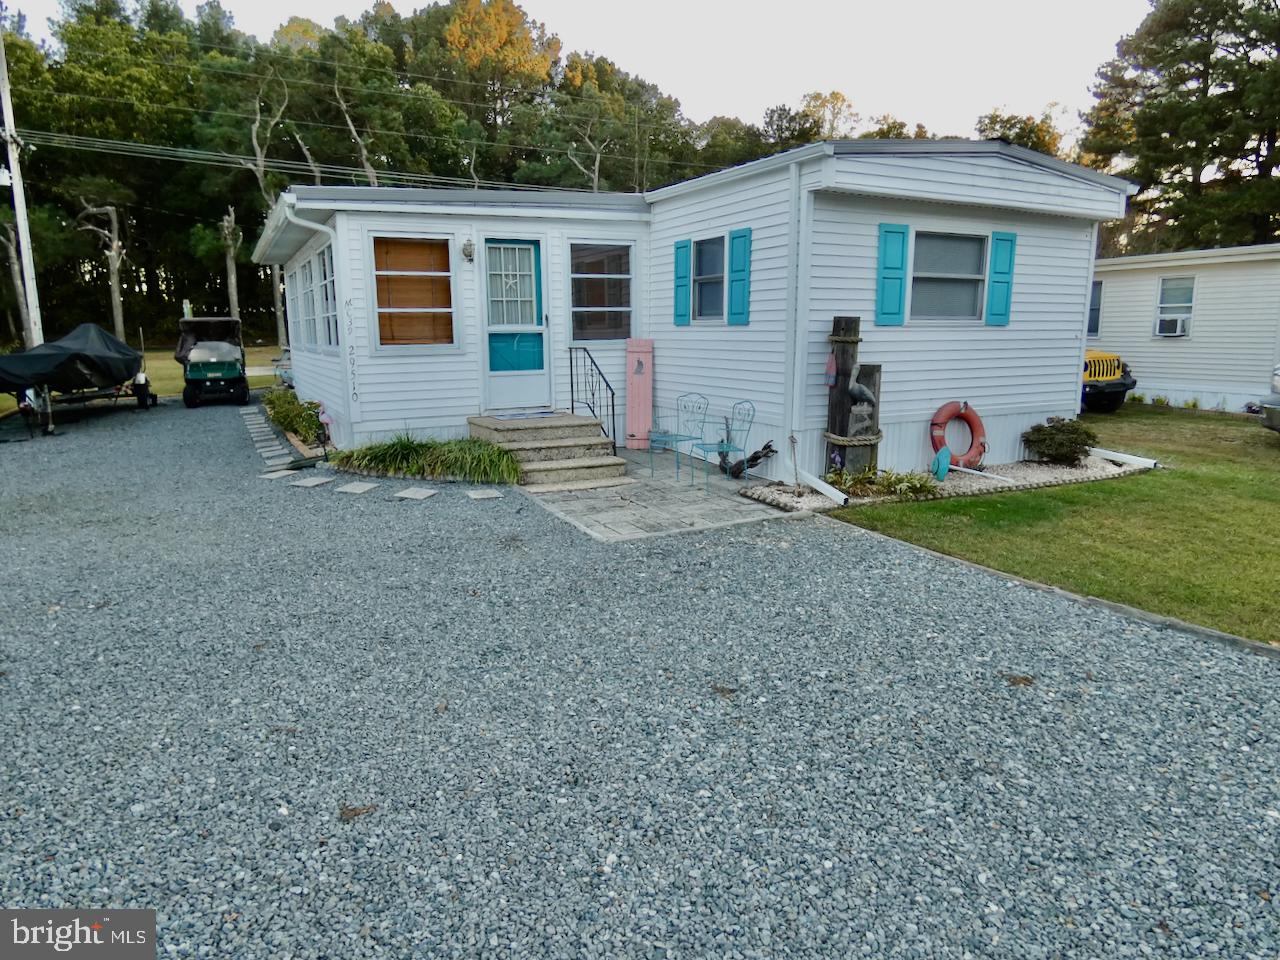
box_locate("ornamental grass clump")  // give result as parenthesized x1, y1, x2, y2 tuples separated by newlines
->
(332, 433, 521, 484)
(1021, 416, 1098, 467)
(825, 457, 938, 499)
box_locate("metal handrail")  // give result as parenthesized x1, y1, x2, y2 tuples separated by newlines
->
(568, 346, 617, 455)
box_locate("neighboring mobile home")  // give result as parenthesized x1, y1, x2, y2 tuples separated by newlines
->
(1091, 244, 1280, 411)
(252, 140, 1134, 480)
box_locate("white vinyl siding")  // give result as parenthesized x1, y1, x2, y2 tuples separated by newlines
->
(1092, 256, 1280, 410)
(319, 211, 646, 447)
(803, 194, 1095, 472)
(828, 153, 1126, 220)
(648, 166, 795, 479)
(281, 220, 351, 445)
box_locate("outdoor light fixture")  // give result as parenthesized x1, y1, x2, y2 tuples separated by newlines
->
(461, 238, 474, 262)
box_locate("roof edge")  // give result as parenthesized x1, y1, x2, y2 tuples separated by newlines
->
(1095, 242, 1280, 270)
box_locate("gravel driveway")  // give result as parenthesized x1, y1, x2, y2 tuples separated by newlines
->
(2, 400, 1278, 959)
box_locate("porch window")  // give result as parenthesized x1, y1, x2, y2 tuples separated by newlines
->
(1087, 279, 1102, 337)
(570, 243, 631, 340)
(299, 259, 317, 346)
(910, 232, 986, 322)
(286, 269, 299, 344)
(373, 237, 454, 345)
(693, 236, 724, 322)
(318, 247, 339, 348)
(1156, 276, 1193, 337)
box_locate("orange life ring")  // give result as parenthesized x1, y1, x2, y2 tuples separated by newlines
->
(930, 401, 988, 469)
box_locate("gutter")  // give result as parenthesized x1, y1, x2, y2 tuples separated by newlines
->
(282, 196, 338, 245)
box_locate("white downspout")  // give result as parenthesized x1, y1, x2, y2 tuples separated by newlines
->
(781, 152, 845, 506)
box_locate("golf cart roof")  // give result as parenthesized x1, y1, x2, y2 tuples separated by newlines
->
(174, 317, 242, 362)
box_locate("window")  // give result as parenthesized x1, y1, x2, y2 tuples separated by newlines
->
(286, 270, 299, 344)
(570, 243, 631, 340)
(299, 260, 317, 346)
(910, 232, 986, 321)
(373, 237, 454, 346)
(1087, 279, 1103, 337)
(693, 236, 724, 322)
(318, 247, 339, 348)
(1156, 276, 1193, 337)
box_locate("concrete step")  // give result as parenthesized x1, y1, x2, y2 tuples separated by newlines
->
(501, 435, 615, 463)
(522, 476, 637, 494)
(468, 413, 603, 444)
(520, 455, 627, 486)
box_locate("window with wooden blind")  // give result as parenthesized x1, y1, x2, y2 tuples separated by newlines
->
(373, 237, 454, 346)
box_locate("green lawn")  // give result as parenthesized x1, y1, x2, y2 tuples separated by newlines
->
(832, 404, 1280, 644)
(1, 345, 277, 415)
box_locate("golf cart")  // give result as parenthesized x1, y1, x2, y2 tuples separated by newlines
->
(174, 317, 250, 407)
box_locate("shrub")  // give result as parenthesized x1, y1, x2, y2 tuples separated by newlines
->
(263, 387, 325, 445)
(1021, 416, 1098, 467)
(1128, 393, 1146, 404)
(1182, 397, 1200, 410)
(332, 433, 521, 484)
(1151, 395, 1169, 406)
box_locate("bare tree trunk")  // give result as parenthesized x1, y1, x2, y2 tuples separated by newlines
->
(0, 223, 30, 342)
(334, 78, 379, 186)
(79, 200, 126, 342)
(291, 129, 323, 185)
(220, 207, 242, 320)
(107, 256, 124, 340)
(4, 307, 15, 344)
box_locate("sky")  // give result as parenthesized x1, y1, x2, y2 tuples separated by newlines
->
(15, 0, 1154, 137)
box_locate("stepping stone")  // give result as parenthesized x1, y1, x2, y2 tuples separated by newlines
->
(260, 469, 298, 480)
(264, 458, 295, 469)
(466, 489, 503, 500)
(394, 487, 438, 500)
(289, 475, 333, 488)
(335, 481, 378, 495)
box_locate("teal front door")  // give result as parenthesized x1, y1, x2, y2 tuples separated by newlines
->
(484, 239, 550, 410)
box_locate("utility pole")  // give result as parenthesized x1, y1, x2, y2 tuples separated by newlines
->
(0, 29, 42, 347)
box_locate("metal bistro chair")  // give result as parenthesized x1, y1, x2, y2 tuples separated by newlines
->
(649, 392, 709, 479)
(691, 400, 755, 492)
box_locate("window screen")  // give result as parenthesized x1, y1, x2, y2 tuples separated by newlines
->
(910, 232, 986, 322)
(693, 237, 725, 321)
(571, 243, 631, 341)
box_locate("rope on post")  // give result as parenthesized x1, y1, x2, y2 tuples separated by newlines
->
(823, 430, 884, 447)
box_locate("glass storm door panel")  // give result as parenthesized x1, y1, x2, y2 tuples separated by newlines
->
(484, 240, 550, 410)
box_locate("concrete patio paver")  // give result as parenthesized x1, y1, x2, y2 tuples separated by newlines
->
(524, 448, 788, 542)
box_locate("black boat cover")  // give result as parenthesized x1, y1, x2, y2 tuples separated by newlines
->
(0, 323, 142, 394)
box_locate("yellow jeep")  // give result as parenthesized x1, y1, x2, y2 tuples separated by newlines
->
(1082, 348, 1136, 413)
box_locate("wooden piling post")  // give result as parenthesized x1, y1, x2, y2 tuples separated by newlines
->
(825, 316, 882, 473)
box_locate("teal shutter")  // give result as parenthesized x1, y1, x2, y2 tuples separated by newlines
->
(673, 239, 691, 326)
(727, 227, 752, 326)
(985, 231, 1016, 326)
(875, 223, 909, 326)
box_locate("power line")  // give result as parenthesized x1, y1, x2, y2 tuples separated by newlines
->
(16, 128, 600, 192)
